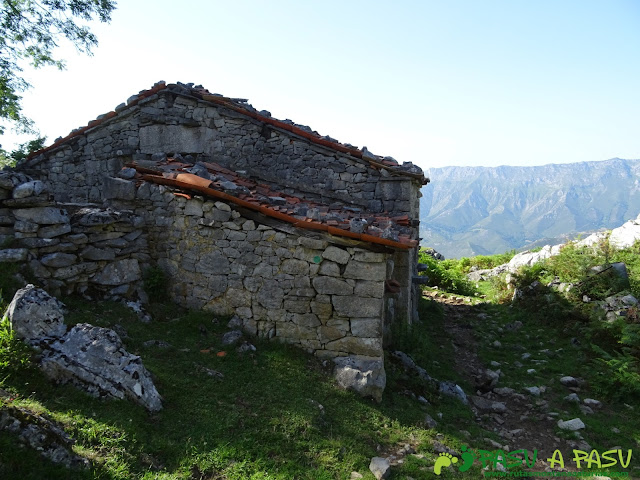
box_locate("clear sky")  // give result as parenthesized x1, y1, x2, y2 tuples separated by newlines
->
(2, 0, 639, 170)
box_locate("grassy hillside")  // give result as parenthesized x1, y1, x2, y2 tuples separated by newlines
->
(0, 269, 484, 479)
(2, 238, 640, 478)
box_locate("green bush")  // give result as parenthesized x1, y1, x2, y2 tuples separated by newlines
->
(142, 266, 168, 302)
(465, 249, 517, 271)
(418, 251, 477, 296)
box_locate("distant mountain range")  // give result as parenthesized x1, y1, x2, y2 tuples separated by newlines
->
(419, 158, 640, 259)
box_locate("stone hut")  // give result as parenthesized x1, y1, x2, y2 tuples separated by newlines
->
(15, 81, 428, 399)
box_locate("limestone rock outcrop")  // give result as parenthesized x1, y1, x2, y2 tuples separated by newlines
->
(41, 323, 162, 413)
(7, 286, 162, 412)
(6, 284, 67, 344)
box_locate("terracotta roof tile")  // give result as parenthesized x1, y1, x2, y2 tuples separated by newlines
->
(128, 159, 417, 249)
(27, 81, 427, 184)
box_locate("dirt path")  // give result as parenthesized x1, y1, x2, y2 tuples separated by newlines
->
(423, 290, 594, 474)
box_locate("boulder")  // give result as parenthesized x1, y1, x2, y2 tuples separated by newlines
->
(558, 418, 585, 431)
(6, 285, 67, 344)
(609, 216, 640, 249)
(369, 456, 391, 480)
(40, 323, 162, 412)
(334, 356, 386, 403)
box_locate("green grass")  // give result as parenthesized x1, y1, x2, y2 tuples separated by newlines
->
(0, 293, 486, 479)
(3, 237, 640, 478)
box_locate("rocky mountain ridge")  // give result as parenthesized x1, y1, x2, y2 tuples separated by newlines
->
(420, 158, 640, 258)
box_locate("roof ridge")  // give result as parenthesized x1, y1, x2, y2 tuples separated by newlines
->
(25, 81, 426, 183)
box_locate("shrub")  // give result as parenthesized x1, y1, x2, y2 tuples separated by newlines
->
(418, 251, 477, 296)
(143, 266, 168, 302)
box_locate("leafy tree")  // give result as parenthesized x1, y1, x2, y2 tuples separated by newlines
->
(0, 0, 116, 135)
(0, 135, 46, 168)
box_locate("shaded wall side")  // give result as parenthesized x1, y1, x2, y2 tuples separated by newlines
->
(112, 181, 389, 361)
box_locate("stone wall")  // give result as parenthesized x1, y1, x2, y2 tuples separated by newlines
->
(0, 172, 147, 299)
(20, 84, 422, 225)
(109, 180, 389, 361)
(18, 84, 424, 326)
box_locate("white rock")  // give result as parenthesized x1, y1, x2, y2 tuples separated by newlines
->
(557, 418, 585, 431)
(609, 217, 640, 249)
(6, 285, 67, 344)
(334, 356, 386, 403)
(40, 323, 162, 412)
(583, 398, 602, 409)
(369, 456, 391, 480)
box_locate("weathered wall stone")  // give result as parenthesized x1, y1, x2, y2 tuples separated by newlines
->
(21, 88, 423, 225)
(0, 173, 147, 299)
(10, 84, 428, 401)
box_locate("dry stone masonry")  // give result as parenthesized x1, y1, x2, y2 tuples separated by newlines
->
(5, 81, 428, 401)
(0, 171, 147, 299)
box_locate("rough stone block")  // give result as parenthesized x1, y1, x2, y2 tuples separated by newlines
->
(290, 313, 321, 328)
(332, 296, 382, 318)
(318, 260, 340, 277)
(139, 125, 214, 154)
(318, 326, 345, 342)
(13, 220, 39, 233)
(80, 246, 116, 261)
(103, 176, 136, 201)
(40, 253, 78, 268)
(312, 276, 354, 295)
(343, 260, 386, 281)
(90, 259, 141, 285)
(13, 207, 69, 225)
(326, 337, 383, 357)
(38, 223, 72, 239)
(350, 317, 382, 337)
(322, 246, 350, 265)
(354, 251, 386, 263)
(281, 258, 309, 275)
(298, 237, 327, 250)
(311, 301, 333, 319)
(354, 280, 384, 298)
(256, 283, 284, 309)
(283, 298, 311, 314)
(0, 248, 28, 263)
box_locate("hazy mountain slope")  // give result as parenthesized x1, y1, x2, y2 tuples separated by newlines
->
(420, 158, 640, 258)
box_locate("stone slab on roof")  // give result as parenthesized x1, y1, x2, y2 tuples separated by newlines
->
(27, 81, 427, 184)
(127, 158, 417, 249)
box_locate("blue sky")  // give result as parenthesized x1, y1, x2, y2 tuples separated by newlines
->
(2, 0, 639, 170)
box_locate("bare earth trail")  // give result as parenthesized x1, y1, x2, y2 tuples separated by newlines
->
(423, 290, 599, 476)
